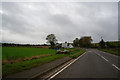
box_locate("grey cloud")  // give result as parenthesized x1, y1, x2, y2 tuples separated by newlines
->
(2, 3, 34, 35)
(49, 14, 74, 27)
(2, 2, 118, 44)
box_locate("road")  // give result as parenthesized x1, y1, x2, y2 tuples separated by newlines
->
(50, 49, 120, 79)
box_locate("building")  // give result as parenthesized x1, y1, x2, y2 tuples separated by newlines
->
(62, 42, 73, 48)
(68, 44, 73, 48)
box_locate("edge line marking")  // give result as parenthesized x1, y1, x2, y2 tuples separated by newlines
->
(101, 56, 109, 62)
(48, 52, 86, 80)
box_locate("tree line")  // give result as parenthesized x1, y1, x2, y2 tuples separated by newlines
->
(2, 43, 49, 47)
(2, 33, 119, 48)
(46, 34, 93, 48)
(73, 36, 93, 48)
(46, 34, 120, 49)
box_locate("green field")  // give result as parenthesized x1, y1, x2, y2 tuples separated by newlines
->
(2, 47, 85, 76)
(2, 47, 57, 60)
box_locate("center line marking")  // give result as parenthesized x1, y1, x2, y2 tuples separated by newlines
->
(96, 52, 120, 71)
(101, 56, 109, 62)
(112, 64, 120, 71)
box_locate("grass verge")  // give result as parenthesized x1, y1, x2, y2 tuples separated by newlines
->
(98, 48, 120, 56)
(3, 54, 68, 77)
(70, 49, 86, 58)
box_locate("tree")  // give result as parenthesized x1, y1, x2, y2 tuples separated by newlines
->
(79, 36, 93, 47)
(73, 38, 79, 47)
(46, 34, 57, 48)
(99, 39, 105, 48)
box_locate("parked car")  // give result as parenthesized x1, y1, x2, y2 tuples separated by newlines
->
(56, 50, 69, 54)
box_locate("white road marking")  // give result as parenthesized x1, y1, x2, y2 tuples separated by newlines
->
(88, 51, 92, 52)
(96, 51, 120, 72)
(95, 52, 109, 62)
(101, 56, 109, 62)
(97, 53, 101, 56)
(112, 64, 120, 71)
(48, 52, 86, 80)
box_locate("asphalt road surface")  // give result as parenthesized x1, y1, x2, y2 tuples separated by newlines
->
(50, 49, 120, 79)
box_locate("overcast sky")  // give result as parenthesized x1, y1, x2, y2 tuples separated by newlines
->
(1, 2, 118, 44)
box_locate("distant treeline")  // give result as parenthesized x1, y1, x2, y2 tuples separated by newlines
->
(92, 41, 120, 48)
(105, 41, 120, 48)
(2, 43, 49, 47)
